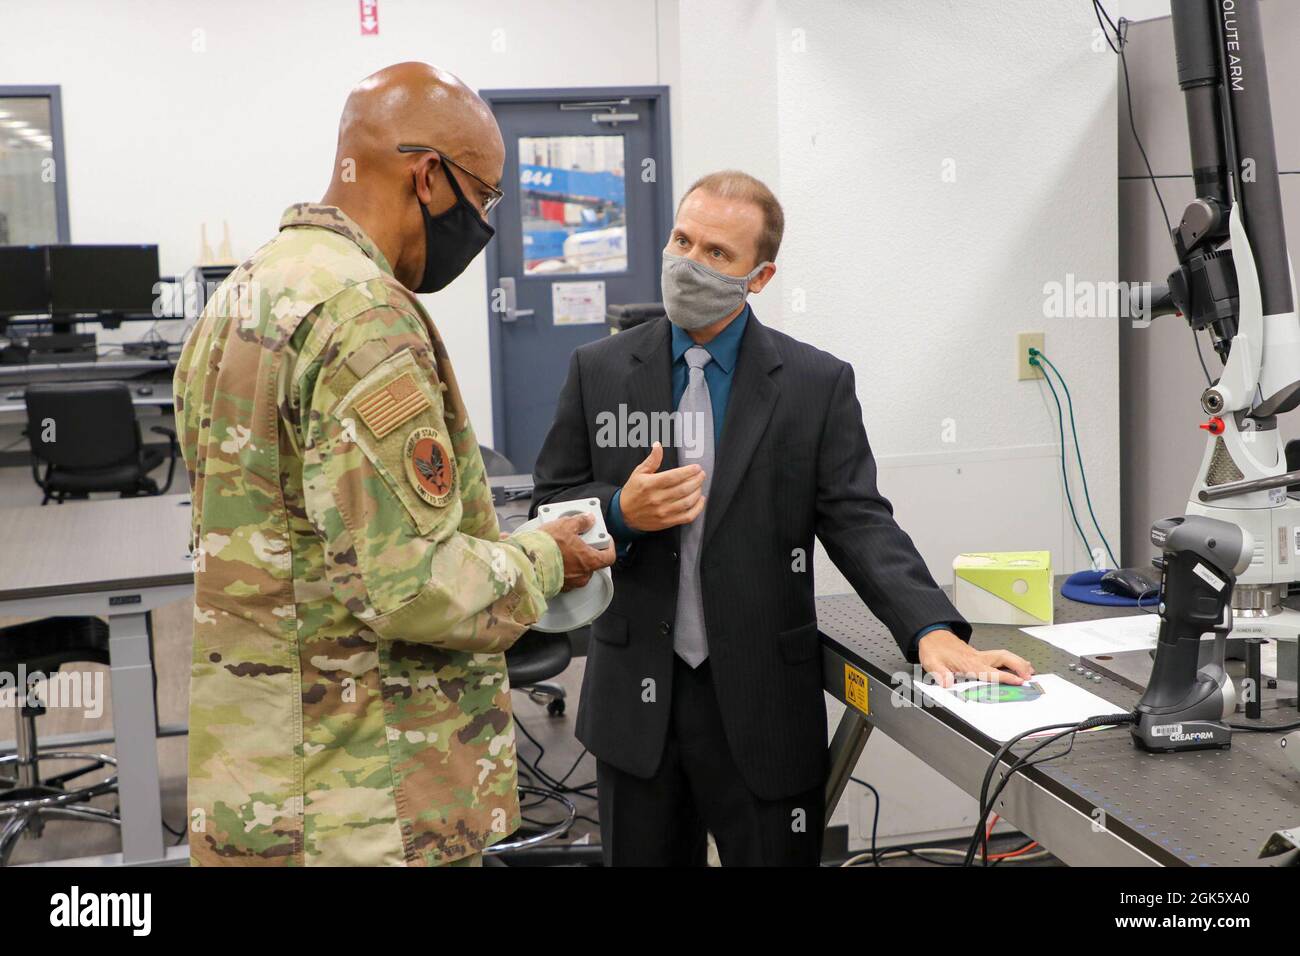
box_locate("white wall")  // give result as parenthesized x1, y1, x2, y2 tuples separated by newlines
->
(1115, 0, 1171, 21)
(674, 0, 1119, 583)
(0, 0, 674, 446)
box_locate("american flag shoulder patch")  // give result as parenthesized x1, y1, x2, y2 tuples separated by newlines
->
(354, 372, 431, 438)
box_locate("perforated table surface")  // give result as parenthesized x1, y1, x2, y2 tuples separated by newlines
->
(817, 581, 1300, 866)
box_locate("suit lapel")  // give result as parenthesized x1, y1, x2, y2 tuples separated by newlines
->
(627, 318, 679, 471)
(702, 315, 781, 548)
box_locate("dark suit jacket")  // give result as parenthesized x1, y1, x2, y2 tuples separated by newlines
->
(531, 313, 971, 800)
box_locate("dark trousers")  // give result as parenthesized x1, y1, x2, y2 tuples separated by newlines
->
(596, 654, 824, 866)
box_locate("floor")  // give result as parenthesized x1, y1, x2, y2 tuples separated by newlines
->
(0, 458, 1056, 868)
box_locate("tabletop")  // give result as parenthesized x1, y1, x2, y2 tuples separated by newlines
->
(0, 493, 194, 602)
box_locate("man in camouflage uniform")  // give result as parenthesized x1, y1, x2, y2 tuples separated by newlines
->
(173, 63, 611, 866)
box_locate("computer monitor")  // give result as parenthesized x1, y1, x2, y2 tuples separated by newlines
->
(48, 244, 159, 315)
(0, 246, 50, 315)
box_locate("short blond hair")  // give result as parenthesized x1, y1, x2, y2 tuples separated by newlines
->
(678, 170, 784, 264)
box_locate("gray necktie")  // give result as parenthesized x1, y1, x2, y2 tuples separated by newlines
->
(674, 345, 714, 668)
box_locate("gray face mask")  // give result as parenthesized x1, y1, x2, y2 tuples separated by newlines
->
(660, 251, 770, 331)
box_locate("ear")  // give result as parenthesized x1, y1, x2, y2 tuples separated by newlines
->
(412, 152, 443, 205)
(748, 261, 777, 294)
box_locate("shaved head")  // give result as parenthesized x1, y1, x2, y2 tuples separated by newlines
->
(322, 62, 505, 291)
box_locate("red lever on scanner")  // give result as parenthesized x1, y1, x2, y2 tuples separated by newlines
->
(1199, 416, 1225, 436)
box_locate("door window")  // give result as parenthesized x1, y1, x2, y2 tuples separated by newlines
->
(518, 134, 627, 275)
(0, 94, 60, 244)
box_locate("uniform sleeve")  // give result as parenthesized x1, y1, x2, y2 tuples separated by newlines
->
(301, 304, 563, 653)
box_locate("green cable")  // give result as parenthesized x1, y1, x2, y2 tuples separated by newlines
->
(1031, 349, 1119, 569)
(1030, 354, 1096, 567)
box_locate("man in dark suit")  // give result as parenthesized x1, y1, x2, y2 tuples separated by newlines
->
(532, 170, 1033, 866)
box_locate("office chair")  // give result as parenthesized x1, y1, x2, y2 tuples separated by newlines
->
(506, 629, 572, 717)
(479, 443, 517, 478)
(0, 617, 120, 866)
(24, 382, 178, 504)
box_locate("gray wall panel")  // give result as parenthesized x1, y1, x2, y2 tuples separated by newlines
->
(1120, 1, 1300, 566)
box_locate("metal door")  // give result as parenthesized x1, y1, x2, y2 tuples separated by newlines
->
(482, 86, 673, 472)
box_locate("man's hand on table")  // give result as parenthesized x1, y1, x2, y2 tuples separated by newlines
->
(918, 629, 1034, 688)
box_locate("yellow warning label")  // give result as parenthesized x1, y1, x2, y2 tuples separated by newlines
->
(844, 663, 869, 715)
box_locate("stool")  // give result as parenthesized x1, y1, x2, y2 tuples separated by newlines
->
(0, 617, 120, 865)
(487, 629, 580, 861)
(506, 629, 572, 717)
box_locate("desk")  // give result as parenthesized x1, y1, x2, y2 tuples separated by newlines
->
(820, 581, 1300, 866)
(0, 357, 177, 419)
(0, 393, 174, 416)
(0, 494, 193, 865)
(0, 357, 173, 386)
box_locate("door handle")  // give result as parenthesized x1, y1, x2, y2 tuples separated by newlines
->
(497, 277, 535, 323)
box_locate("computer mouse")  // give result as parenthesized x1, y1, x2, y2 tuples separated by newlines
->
(1100, 567, 1159, 600)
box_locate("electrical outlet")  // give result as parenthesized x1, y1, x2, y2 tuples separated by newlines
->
(1018, 332, 1044, 380)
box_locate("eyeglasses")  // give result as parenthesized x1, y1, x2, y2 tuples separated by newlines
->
(397, 144, 504, 214)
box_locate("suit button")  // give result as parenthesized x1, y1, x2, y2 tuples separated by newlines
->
(670, 551, 679, 562)
(659, 621, 672, 635)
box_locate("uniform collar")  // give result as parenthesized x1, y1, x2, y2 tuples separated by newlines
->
(670, 303, 750, 374)
(279, 203, 394, 276)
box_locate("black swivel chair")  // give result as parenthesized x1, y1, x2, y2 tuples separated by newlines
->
(479, 444, 517, 479)
(24, 382, 178, 504)
(0, 617, 121, 865)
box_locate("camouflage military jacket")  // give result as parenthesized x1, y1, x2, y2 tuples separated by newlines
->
(174, 204, 563, 866)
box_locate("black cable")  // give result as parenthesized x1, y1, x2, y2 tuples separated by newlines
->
(1105, 9, 1174, 238)
(554, 746, 590, 789)
(1192, 328, 1215, 385)
(161, 817, 187, 846)
(514, 714, 598, 795)
(969, 724, 1079, 867)
(849, 776, 880, 865)
(965, 713, 1134, 866)
(1134, 586, 1161, 614)
(978, 726, 1089, 866)
(902, 847, 965, 867)
(1228, 719, 1300, 733)
(1092, 0, 1121, 53)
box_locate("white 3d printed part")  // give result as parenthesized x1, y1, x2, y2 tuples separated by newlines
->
(515, 497, 613, 633)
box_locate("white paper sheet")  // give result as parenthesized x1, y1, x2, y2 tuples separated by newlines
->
(911, 673, 1124, 741)
(1020, 614, 1160, 658)
(551, 280, 606, 326)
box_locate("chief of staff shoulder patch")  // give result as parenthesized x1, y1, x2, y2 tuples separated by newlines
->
(405, 427, 457, 507)
(355, 372, 431, 438)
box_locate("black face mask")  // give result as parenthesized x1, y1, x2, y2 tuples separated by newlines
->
(414, 160, 495, 294)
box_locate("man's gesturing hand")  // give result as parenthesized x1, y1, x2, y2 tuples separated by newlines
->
(537, 513, 616, 592)
(618, 441, 707, 532)
(918, 629, 1035, 688)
